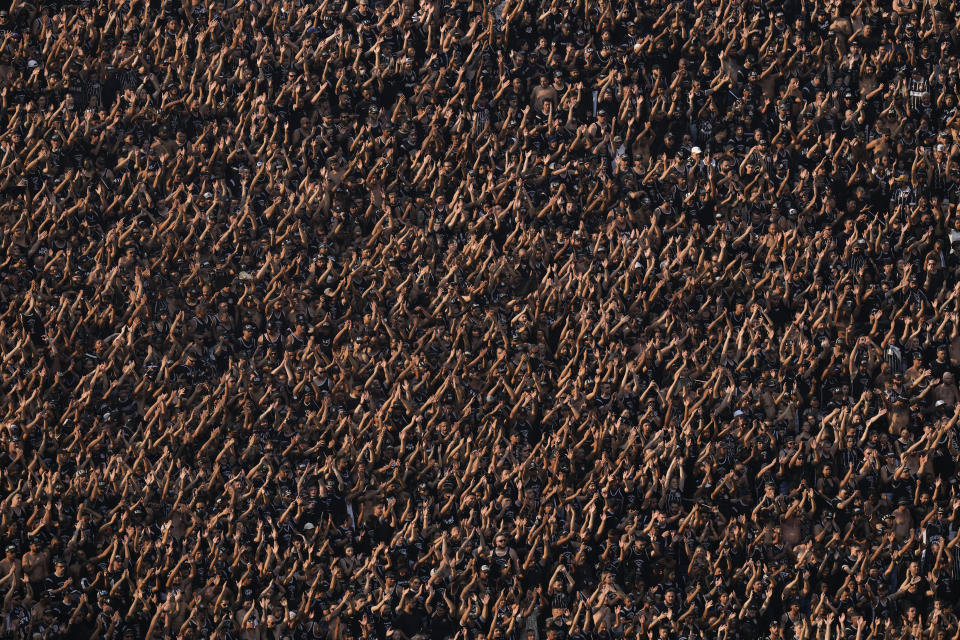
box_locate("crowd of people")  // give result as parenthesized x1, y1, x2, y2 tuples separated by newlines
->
(4, 0, 960, 638)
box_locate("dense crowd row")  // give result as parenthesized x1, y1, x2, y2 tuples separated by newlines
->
(4, 0, 960, 639)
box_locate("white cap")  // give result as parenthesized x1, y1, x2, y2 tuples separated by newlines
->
(733, 410, 745, 417)
(691, 146, 702, 155)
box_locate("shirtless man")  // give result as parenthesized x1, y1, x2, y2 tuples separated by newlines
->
(781, 487, 815, 549)
(20, 538, 49, 593)
(530, 75, 558, 114)
(887, 399, 911, 436)
(892, 498, 914, 540)
(904, 352, 928, 388)
(0, 545, 20, 585)
(933, 372, 960, 406)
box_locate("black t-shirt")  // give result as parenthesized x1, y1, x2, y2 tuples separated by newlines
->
(393, 610, 421, 638)
(931, 358, 953, 379)
(429, 614, 458, 640)
(43, 573, 70, 595)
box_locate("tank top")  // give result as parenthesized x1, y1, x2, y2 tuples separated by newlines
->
(492, 548, 511, 572)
